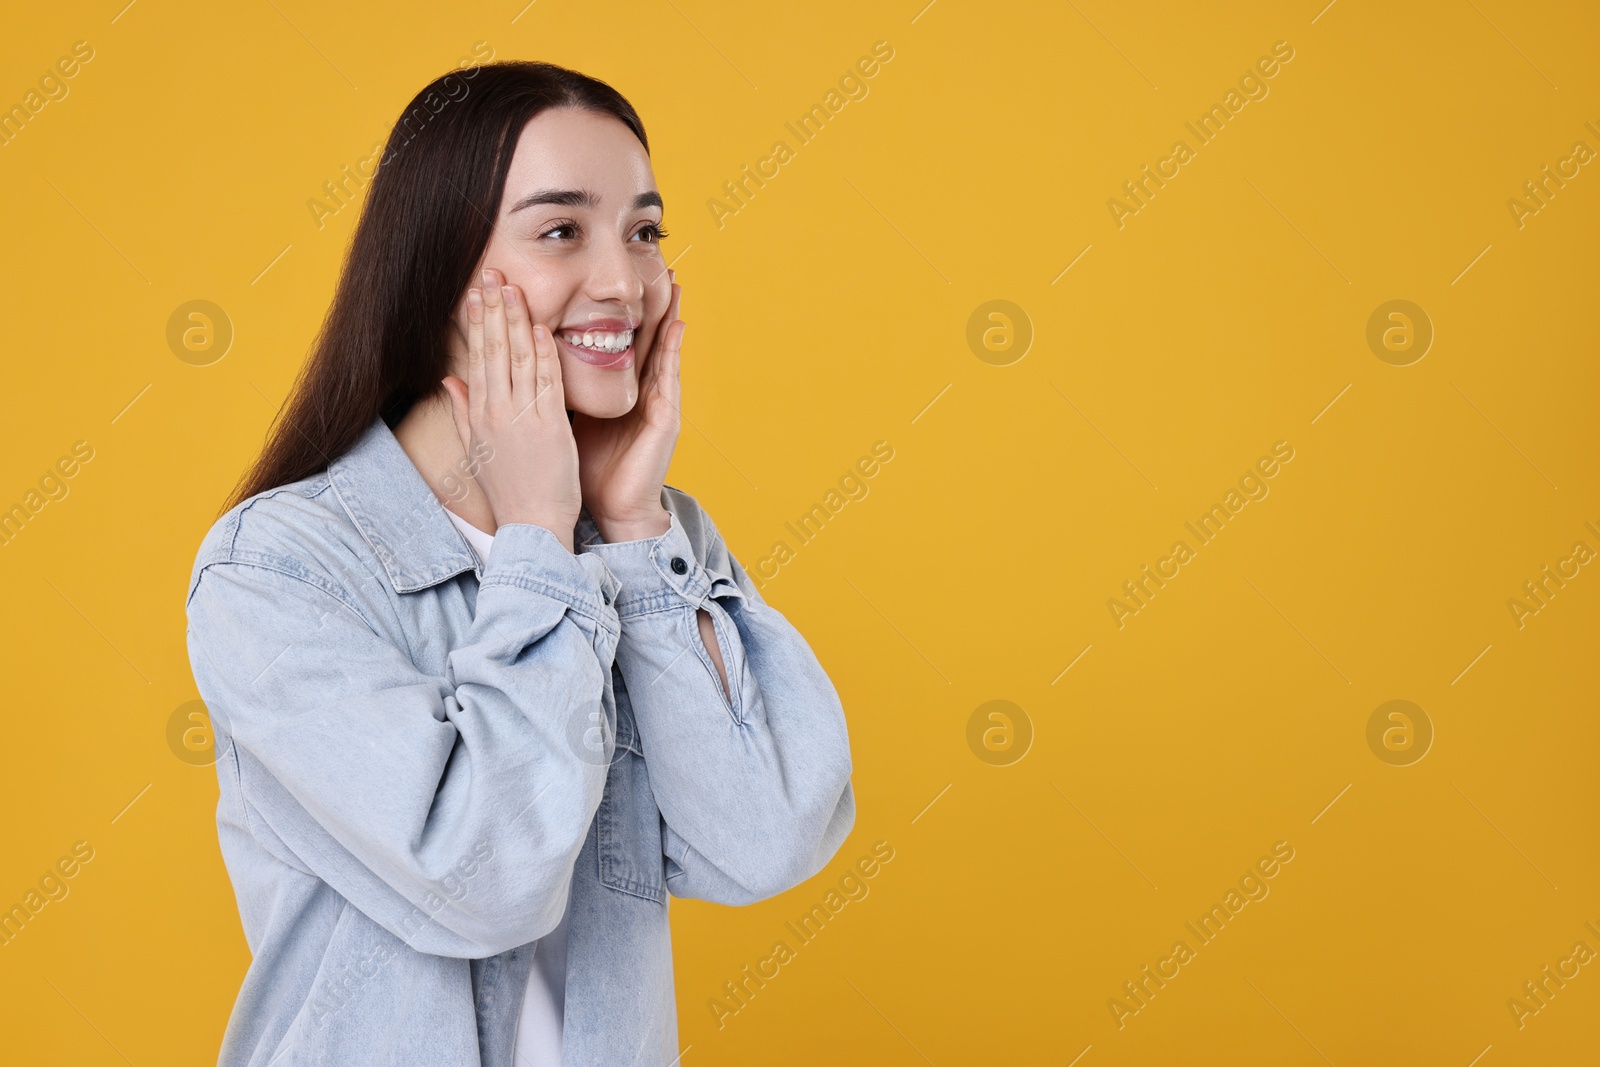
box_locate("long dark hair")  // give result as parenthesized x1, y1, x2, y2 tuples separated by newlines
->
(218, 60, 649, 518)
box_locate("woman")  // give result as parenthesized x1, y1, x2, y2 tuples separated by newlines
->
(184, 60, 855, 1066)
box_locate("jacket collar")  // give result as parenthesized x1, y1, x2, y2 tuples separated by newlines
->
(326, 416, 602, 594)
(327, 417, 480, 594)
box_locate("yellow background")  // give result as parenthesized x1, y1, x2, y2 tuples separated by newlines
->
(2, 0, 1596, 1063)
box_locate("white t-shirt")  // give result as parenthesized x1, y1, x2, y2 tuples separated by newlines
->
(445, 507, 571, 1066)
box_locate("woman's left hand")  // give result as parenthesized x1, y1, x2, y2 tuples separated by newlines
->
(573, 270, 685, 542)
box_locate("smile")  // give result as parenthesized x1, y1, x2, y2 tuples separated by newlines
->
(556, 328, 634, 369)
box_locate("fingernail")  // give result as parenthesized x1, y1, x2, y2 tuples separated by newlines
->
(501, 285, 516, 303)
(467, 289, 482, 309)
(481, 268, 495, 286)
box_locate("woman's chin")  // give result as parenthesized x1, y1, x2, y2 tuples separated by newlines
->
(566, 383, 639, 420)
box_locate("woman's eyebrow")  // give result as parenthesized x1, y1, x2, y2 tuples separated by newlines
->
(508, 188, 665, 214)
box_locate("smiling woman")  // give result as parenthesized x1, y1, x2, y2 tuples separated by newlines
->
(187, 60, 855, 1067)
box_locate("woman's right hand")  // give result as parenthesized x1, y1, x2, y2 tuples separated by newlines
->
(441, 267, 583, 552)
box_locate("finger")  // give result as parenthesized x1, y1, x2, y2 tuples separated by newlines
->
(479, 268, 510, 410)
(464, 288, 486, 423)
(643, 281, 682, 394)
(502, 283, 537, 415)
(531, 321, 565, 420)
(657, 318, 685, 417)
(665, 278, 682, 326)
(666, 319, 685, 384)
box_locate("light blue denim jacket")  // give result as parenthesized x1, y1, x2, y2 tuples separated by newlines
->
(183, 416, 856, 1065)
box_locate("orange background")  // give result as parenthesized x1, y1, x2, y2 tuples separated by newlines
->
(1, 1, 1596, 1063)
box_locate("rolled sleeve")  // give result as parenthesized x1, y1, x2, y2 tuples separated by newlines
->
(576, 493, 854, 904)
(578, 510, 738, 620)
(485, 522, 622, 645)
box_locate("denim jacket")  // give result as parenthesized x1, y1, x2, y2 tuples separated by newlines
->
(183, 415, 856, 1065)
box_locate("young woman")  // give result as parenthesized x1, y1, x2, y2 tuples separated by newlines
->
(184, 60, 855, 1066)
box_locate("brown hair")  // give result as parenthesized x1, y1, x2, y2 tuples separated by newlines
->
(218, 60, 648, 517)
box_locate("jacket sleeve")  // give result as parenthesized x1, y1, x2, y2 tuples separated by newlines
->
(578, 493, 855, 904)
(184, 522, 621, 959)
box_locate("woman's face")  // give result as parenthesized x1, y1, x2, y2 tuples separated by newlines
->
(447, 106, 671, 419)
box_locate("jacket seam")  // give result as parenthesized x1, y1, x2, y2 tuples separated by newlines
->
(223, 735, 255, 839)
(601, 875, 666, 904)
(614, 598, 695, 621)
(192, 554, 371, 629)
(479, 573, 619, 639)
(187, 481, 337, 611)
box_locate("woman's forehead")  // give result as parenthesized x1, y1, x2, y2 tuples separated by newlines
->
(504, 108, 655, 203)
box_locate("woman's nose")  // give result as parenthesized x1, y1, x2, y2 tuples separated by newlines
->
(583, 238, 645, 305)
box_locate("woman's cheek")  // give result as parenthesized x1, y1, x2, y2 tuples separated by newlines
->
(647, 265, 670, 312)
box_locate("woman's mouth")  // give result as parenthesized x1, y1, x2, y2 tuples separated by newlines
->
(556, 328, 634, 370)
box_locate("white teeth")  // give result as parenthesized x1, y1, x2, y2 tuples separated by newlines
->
(560, 329, 633, 354)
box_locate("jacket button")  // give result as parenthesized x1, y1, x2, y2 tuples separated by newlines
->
(670, 557, 688, 574)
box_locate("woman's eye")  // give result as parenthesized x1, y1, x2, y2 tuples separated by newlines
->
(633, 222, 669, 244)
(538, 222, 579, 240)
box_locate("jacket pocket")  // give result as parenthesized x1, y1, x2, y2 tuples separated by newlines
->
(595, 746, 667, 905)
